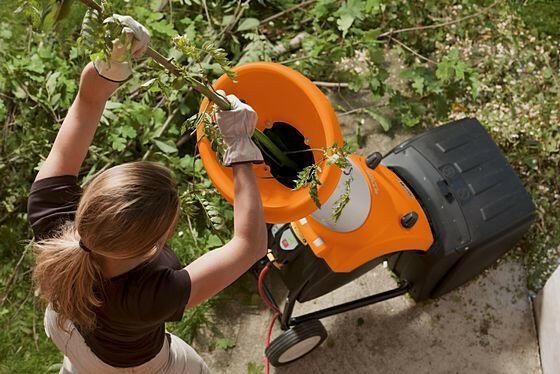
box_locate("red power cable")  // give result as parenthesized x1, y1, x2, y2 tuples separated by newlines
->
(258, 263, 280, 374)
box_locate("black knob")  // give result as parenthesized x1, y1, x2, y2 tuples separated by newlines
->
(366, 152, 383, 170)
(401, 211, 418, 229)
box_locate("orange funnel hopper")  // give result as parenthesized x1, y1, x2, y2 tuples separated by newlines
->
(198, 62, 343, 223)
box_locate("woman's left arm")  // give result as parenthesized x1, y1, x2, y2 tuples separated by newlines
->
(35, 15, 150, 181)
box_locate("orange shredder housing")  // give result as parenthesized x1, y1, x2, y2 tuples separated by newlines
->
(293, 155, 434, 273)
(198, 62, 343, 223)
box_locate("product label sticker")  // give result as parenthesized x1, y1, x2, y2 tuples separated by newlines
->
(280, 230, 298, 251)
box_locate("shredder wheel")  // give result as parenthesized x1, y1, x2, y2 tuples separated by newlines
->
(265, 319, 327, 366)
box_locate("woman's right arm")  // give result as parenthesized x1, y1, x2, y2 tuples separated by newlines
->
(185, 163, 267, 308)
(183, 95, 266, 308)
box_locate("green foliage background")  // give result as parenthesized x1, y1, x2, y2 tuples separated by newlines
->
(0, 0, 558, 372)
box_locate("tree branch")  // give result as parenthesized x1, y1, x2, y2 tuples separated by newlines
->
(142, 107, 180, 160)
(0, 246, 30, 308)
(387, 36, 437, 65)
(313, 81, 350, 88)
(201, 0, 214, 29)
(260, 0, 316, 25)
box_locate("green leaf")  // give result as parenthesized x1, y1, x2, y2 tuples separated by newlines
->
(237, 18, 260, 31)
(470, 75, 480, 99)
(365, 109, 391, 131)
(149, 20, 176, 37)
(206, 234, 222, 248)
(153, 139, 178, 154)
(214, 337, 235, 350)
(363, 29, 381, 43)
(0, 101, 5, 123)
(26, 54, 44, 74)
(111, 136, 127, 151)
(365, 0, 381, 13)
(412, 76, 425, 95)
(120, 125, 137, 139)
(337, 14, 355, 35)
(454, 61, 467, 80)
(221, 15, 234, 26)
(0, 26, 12, 40)
(47, 364, 63, 372)
(45, 71, 60, 95)
(141, 78, 157, 88)
(335, 0, 365, 35)
(402, 112, 420, 127)
(247, 361, 264, 374)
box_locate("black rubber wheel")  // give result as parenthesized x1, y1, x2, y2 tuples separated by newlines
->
(265, 319, 327, 367)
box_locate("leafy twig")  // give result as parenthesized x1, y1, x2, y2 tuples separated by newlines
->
(329, 174, 352, 223)
(292, 144, 352, 213)
(293, 164, 322, 208)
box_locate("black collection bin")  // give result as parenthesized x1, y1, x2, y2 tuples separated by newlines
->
(382, 118, 536, 300)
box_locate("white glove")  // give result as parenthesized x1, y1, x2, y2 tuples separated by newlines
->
(215, 92, 264, 166)
(92, 14, 150, 82)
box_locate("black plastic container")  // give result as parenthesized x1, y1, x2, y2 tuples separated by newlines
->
(383, 118, 536, 300)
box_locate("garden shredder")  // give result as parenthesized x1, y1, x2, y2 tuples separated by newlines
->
(197, 62, 536, 366)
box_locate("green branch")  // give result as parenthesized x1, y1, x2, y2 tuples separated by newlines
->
(77, 0, 297, 170)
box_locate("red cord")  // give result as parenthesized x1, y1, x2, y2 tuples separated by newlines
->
(264, 311, 280, 374)
(258, 263, 280, 313)
(258, 263, 280, 374)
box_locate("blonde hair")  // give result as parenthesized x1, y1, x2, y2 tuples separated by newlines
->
(33, 162, 180, 332)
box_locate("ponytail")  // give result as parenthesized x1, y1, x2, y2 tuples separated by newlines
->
(33, 162, 180, 332)
(32, 223, 104, 332)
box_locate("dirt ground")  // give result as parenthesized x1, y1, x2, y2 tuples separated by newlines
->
(193, 101, 542, 374)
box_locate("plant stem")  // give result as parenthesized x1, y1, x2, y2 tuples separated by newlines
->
(78, 0, 231, 109)
(253, 129, 299, 170)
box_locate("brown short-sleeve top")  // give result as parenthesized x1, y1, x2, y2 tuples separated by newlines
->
(28, 175, 191, 367)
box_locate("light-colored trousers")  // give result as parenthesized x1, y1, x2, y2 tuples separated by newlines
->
(44, 305, 210, 374)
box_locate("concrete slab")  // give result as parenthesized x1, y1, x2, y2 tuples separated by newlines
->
(192, 105, 541, 374)
(195, 258, 541, 374)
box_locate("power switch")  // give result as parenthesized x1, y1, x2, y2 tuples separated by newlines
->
(401, 211, 418, 229)
(366, 152, 383, 170)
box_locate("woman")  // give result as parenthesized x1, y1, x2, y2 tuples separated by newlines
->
(29, 15, 267, 373)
